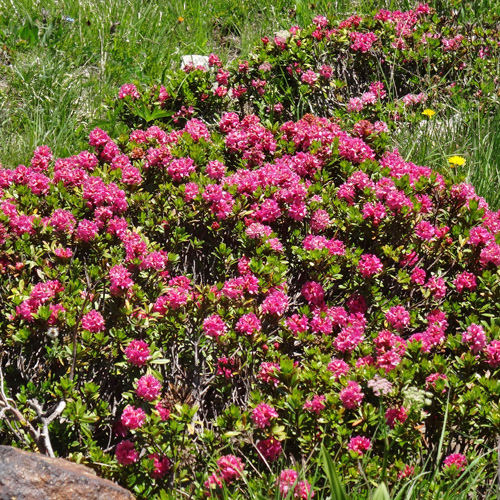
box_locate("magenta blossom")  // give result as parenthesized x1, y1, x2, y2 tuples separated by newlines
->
(339, 381, 364, 410)
(121, 405, 146, 430)
(348, 436, 372, 455)
(358, 254, 383, 278)
(125, 340, 151, 366)
(115, 440, 138, 465)
(217, 455, 244, 483)
(136, 374, 162, 401)
(252, 403, 279, 428)
(257, 438, 282, 462)
(443, 453, 467, 473)
(81, 310, 105, 333)
(303, 395, 326, 415)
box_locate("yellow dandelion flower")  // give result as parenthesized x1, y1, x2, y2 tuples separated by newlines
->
(422, 109, 436, 117)
(178, 16, 184, 23)
(448, 155, 466, 167)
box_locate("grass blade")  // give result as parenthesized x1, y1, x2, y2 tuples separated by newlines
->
(320, 444, 350, 500)
(372, 483, 391, 500)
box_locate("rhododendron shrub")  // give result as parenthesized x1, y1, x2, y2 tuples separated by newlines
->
(1, 109, 499, 497)
(112, 5, 499, 134)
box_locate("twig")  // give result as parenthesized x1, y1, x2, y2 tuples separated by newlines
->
(70, 263, 103, 381)
(28, 399, 67, 457)
(1, 351, 65, 457)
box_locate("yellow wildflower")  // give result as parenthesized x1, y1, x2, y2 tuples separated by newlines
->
(448, 155, 466, 167)
(422, 109, 436, 117)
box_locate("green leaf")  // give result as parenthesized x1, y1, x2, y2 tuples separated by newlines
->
(223, 431, 241, 438)
(151, 358, 170, 364)
(320, 445, 350, 500)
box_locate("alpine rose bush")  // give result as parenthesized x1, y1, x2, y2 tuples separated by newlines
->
(113, 4, 499, 136)
(0, 5, 499, 499)
(1, 106, 498, 497)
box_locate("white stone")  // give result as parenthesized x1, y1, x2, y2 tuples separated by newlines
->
(181, 55, 210, 71)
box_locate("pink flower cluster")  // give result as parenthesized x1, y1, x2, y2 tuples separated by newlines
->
(402, 92, 427, 106)
(257, 438, 283, 462)
(205, 455, 244, 494)
(358, 253, 383, 278)
(303, 235, 345, 255)
(48, 209, 75, 233)
(149, 453, 171, 479)
(327, 358, 350, 380)
(301, 281, 325, 306)
(81, 310, 105, 333)
(216, 356, 236, 379)
(443, 453, 467, 472)
(15, 280, 64, 323)
(115, 440, 138, 465)
(258, 362, 281, 386)
(350, 31, 377, 52)
(121, 405, 146, 430)
(252, 403, 279, 428)
(31, 145, 53, 171)
(462, 324, 487, 353)
(167, 157, 196, 181)
(303, 394, 326, 415)
(217, 454, 244, 482)
(407, 309, 449, 352)
(385, 306, 410, 331)
(236, 313, 261, 335)
(425, 373, 448, 391)
(348, 435, 372, 455)
(442, 35, 464, 52)
(203, 314, 227, 338)
(136, 374, 162, 401)
(485, 340, 500, 368)
(301, 70, 318, 86)
(118, 84, 140, 100)
(385, 406, 408, 428)
(374, 330, 406, 372)
(333, 314, 366, 352)
(109, 264, 134, 295)
(125, 340, 151, 366)
(277, 469, 314, 499)
(454, 271, 477, 293)
(339, 381, 364, 409)
(223, 114, 277, 166)
(261, 289, 289, 316)
(153, 275, 192, 311)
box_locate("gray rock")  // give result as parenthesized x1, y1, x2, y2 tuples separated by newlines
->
(181, 55, 209, 71)
(0, 445, 134, 500)
(274, 30, 291, 41)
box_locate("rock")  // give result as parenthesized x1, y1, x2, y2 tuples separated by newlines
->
(0, 445, 134, 500)
(181, 55, 209, 71)
(274, 29, 291, 41)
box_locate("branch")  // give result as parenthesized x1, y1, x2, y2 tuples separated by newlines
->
(0, 354, 39, 448)
(1, 350, 66, 457)
(27, 399, 66, 457)
(70, 263, 103, 381)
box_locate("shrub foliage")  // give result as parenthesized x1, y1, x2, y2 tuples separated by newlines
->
(0, 3, 499, 499)
(111, 4, 500, 131)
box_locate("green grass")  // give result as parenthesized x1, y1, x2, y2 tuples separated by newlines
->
(393, 104, 500, 209)
(193, 443, 498, 500)
(0, 0, 334, 167)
